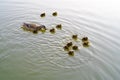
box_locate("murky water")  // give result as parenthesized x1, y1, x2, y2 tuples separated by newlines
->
(0, 0, 120, 80)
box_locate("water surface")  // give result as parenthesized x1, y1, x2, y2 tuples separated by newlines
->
(0, 0, 120, 80)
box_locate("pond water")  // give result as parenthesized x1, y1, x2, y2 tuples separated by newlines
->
(0, 0, 120, 80)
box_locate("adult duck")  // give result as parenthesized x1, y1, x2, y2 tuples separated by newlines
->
(22, 23, 46, 32)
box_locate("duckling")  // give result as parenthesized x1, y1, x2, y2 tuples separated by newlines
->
(82, 42, 90, 47)
(40, 13, 45, 17)
(63, 46, 69, 51)
(52, 12, 57, 16)
(82, 37, 88, 42)
(72, 35, 78, 40)
(56, 24, 62, 29)
(40, 28, 46, 33)
(66, 42, 73, 47)
(33, 30, 38, 34)
(50, 28, 55, 33)
(72, 45, 78, 50)
(68, 51, 74, 56)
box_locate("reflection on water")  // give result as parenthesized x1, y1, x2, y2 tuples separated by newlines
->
(0, 0, 120, 80)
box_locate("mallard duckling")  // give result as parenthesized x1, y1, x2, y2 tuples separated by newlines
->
(50, 28, 55, 33)
(83, 42, 90, 47)
(33, 30, 38, 34)
(63, 46, 69, 51)
(68, 51, 74, 56)
(56, 24, 62, 29)
(40, 13, 45, 17)
(72, 45, 78, 50)
(72, 35, 78, 40)
(52, 12, 57, 16)
(82, 37, 88, 42)
(40, 28, 46, 33)
(66, 42, 73, 47)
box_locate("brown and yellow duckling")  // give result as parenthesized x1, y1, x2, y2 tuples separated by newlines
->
(63, 46, 69, 51)
(82, 37, 88, 42)
(40, 27, 46, 33)
(66, 42, 73, 47)
(82, 41, 90, 47)
(40, 13, 46, 17)
(68, 51, 74, 56)
(33, 30, 38, 34)
(72, 35, 78, 40)
(56, 24, 62, 30)
(52, 12, 57, 16)
(72, 45, 78, 50)
(49, 28, 55, 33)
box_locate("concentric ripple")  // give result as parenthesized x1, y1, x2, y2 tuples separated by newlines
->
(0, 0, 120, 80)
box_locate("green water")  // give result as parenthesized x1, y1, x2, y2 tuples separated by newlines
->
(0, 0, 120, 80)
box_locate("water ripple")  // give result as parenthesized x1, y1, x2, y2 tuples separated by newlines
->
(0, 0, 120, 79)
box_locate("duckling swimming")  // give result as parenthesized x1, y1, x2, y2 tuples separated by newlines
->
(50, 28, 55, 33)
(68, 51, 74, 56)
(40, 13, 46, 17)
(63, 46, 69, 51)
(56, 24, 62, 29)
(52, 12, 57, 16)
(33, 30, 38, 34)
(72, 35, 78, 40)
(66, 42, 73, 47)
(40, 28, 46, 33)
(82, 42, 90, 47)
(82, 37, 88, 42)
(72, 45, 78, 50)
(22, 23, 46, 33)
